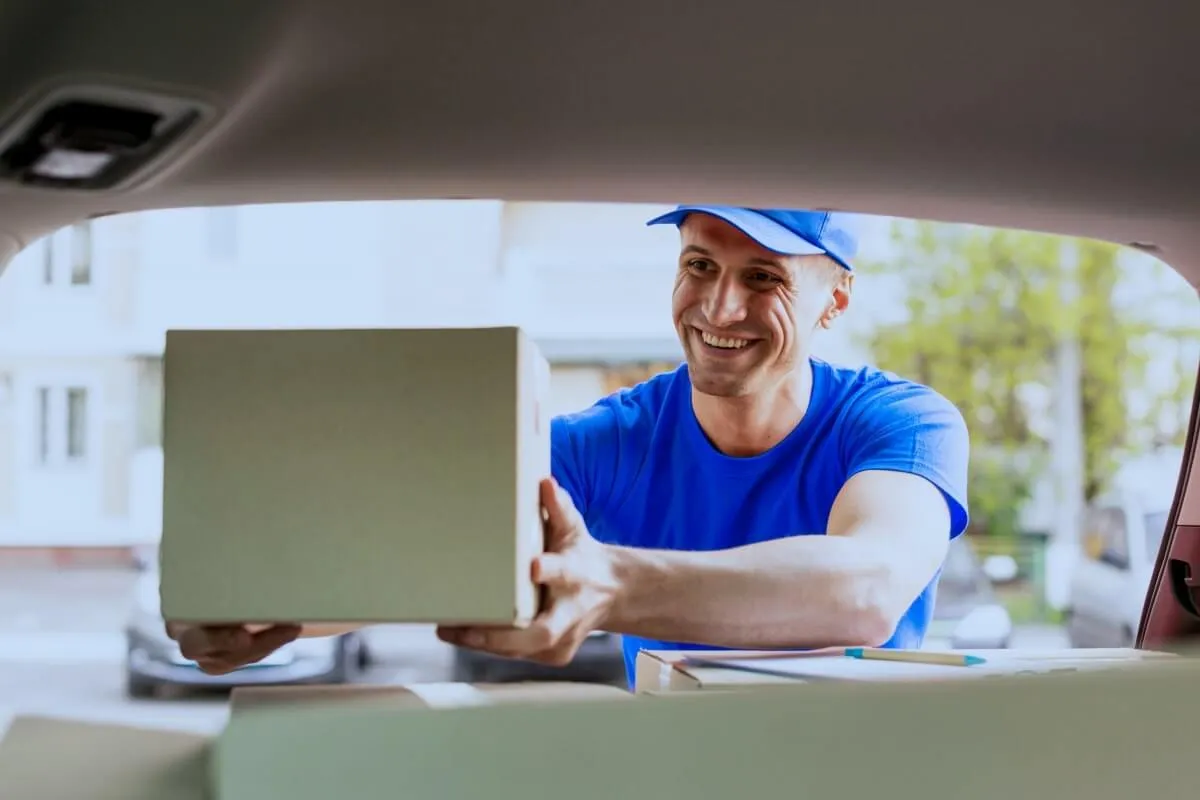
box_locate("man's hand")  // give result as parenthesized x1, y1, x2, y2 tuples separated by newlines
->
(436, 477, 621, 666)
(165, 622, 302, 675)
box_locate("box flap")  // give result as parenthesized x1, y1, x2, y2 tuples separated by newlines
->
(635, 649, 818, 693)
(0, 715, 209, 800)
(231, 681, 630, 714)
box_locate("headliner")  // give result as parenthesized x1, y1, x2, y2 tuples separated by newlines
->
(0, 0, 1197, 290)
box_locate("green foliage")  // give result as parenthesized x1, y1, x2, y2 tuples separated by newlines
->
(858, 219, 1197, 537)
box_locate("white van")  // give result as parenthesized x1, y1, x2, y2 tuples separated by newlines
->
(1064, 453, 1178, 647)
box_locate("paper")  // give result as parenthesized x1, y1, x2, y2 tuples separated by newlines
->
(689, 655, 983, 682)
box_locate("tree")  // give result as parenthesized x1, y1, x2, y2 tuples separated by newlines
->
(857, 219, 1197, 537)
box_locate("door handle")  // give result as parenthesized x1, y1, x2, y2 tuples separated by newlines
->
(1168, 559, 1200, 620)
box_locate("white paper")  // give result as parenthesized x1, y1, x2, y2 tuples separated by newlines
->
(700, 656, 983, 682)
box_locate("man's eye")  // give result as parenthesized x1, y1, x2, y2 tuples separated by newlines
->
(748, 271, 781, 284)
(686, 259, 713, 272)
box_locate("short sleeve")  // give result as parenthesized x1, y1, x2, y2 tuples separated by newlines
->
(550, 403, 621, 526)
(842, 384, 971, 538)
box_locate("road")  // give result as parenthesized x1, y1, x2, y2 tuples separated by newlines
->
(0, 624, 456, 736)
(0, 567, 1070, 738)
(0, 568, 464, 736)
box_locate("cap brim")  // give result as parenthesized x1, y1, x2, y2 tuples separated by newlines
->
(646, 205, 826, 257)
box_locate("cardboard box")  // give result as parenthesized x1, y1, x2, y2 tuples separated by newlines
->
(5, 663, 1199, 798)
(207, 656, 1196, 798)
(159, 326, 551, 626)
(228, 680, 630, 712)
(635, 649, 816, 693)
(635, 647, 1179, 693)
(0, 716, 210, 800)
(0, 681, 631, 799)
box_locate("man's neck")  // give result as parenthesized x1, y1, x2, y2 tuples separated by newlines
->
(691, 361, 814, 457)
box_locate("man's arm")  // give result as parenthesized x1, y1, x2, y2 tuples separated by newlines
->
(603, 469, 950, 648)
(603, 386, 970, 650)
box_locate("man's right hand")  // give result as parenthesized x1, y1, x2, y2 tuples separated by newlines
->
(165, 622, 302, 675)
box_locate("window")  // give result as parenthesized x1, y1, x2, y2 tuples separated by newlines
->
(69, 222, 92, 285)
(205, 207, 239, 260)
(41, 238, 53, 284)
(36, 385, 90, 465)
(135, 357, 164, 449)
(1144, 511, 1169, 562)
(66, 388, 88, 458)
(1083, 506, 1129, 569)
(41, 222, 93, 287)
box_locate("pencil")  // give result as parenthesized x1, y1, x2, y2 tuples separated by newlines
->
(844, 647, 987, 667)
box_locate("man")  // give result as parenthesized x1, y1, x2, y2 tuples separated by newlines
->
(168, 205, 970, 688)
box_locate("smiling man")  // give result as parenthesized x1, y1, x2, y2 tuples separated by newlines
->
(170, 205, 970, 689)
(437, 205, 971, 683)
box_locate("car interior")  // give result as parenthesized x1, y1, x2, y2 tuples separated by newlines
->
(0, 0, 1198, 793)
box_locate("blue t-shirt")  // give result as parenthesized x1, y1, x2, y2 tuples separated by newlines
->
(550, 359, 971, 688)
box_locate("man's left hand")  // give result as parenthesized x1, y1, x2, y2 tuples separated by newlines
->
(436, 477, 621, 666)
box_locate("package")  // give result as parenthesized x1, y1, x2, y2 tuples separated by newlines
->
(228, 680, 630, 712)
(211, 656, 1192, 799)
(4, 662, 1196, 798)
(0, 681, 631, 799)
(634, 649, 814, 693)
(0, 716, 209, 800)
(159, 326, 551, 626)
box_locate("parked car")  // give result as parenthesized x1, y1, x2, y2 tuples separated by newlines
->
(122, 550, 371, 698)
(450, 630, 625, 684)
(1065, 493, 1171, 648)
(924, 536, 1016, 650)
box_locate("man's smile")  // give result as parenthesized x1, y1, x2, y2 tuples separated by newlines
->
(692, 326, 761, 355)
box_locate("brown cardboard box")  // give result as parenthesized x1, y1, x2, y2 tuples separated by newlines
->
(0, 716, 210, 800)
(228, 680, 631, 712)
(210, 656, 1198, 799)
(635, 649, 817, 693)
(5, 663, 1199, 798)
(159, 326, 551, 626)
(635, 646, 1179, 693)
(0, 681, 631, 799)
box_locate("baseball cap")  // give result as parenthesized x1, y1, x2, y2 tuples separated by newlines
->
(646, 205, 860, 272)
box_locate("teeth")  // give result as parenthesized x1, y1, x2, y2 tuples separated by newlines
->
(701, 331, 751, 350)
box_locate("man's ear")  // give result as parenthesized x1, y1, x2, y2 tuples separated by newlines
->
(819, 272, 853, 329)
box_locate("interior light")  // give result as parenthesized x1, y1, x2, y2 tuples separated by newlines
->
(30, 149, 116, 181)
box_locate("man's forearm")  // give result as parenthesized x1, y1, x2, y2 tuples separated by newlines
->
(602, 534, 908, 649)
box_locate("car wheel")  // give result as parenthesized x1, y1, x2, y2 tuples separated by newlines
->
(328, 634, 365, 683)
(451, 648, 489, 683)
(125, 672, 159, 700)
(356, 637, 372, 670)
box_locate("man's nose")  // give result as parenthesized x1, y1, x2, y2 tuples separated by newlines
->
(703, 279, 749, 327)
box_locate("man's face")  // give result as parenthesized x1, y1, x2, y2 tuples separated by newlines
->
(671, 213, 852, 398)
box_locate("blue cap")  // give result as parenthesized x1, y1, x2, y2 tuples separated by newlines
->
(646, 205, 860, 272)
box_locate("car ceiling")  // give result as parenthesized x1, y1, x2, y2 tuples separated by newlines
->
(0, 2, 1198, 611)
(1, 0, 1199, 287)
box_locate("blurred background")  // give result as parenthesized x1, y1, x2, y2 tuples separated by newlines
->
(0, 200, 1195, 734)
